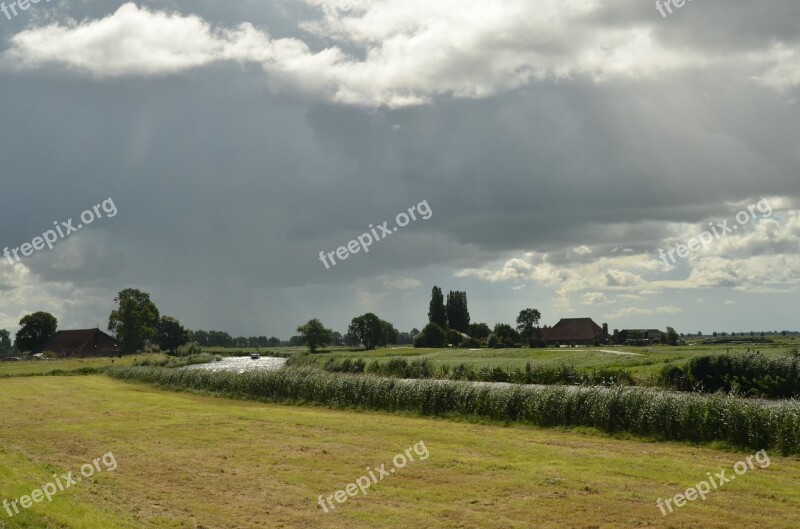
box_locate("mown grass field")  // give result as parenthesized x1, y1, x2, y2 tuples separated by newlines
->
(0, 375, 798, 528)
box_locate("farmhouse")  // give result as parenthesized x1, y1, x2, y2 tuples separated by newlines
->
(613, 329, 664, 345)
(35, 328, 122, 358)
(544, 318, 610, 346)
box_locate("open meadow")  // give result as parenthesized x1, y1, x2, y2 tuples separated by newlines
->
(0, 374, 798, 529)
(277, 339, 799, 384)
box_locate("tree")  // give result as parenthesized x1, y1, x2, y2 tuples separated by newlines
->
(414, 323, 446, 348)
(14, 312, 58, 352)
(516, 308, 542, 346)
(296, 319, 333, 353)
(445, 291, 470, 332)
(0, 329, 12, 356)
(108, 289, 160, 352)
(380, 321, 399, 347)
(493, 323, 518, 347)
(467, 323, 491, 340)
(267, 337, 281, 347)
(348, 313, 384, 350)
(665, 327, 679, 346)
(428, 286, 448, 329)
(157, 316, 191, 355)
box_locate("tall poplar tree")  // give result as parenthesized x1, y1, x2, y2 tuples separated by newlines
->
(446, 291, 470, 333)
(428, 286, 448, 329)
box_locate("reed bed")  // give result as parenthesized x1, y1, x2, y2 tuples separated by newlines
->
(105, 366, 800, 454)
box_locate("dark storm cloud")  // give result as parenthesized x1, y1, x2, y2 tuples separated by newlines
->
(0, 0, 798, 335)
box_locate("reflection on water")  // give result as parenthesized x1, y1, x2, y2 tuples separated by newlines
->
(184, 356, 286, 373)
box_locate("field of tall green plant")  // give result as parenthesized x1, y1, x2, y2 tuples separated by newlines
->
(288, 355, 634, 386)
(105, 365, 800, 454)
(661, 351, 800, 399)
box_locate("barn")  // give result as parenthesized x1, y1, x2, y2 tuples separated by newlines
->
(35, 328, 122, 358)
(544, 318, 610, 346)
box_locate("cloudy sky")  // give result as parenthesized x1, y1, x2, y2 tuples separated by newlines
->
(1, 0, 798, 338)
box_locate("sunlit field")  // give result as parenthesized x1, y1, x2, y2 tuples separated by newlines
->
(0, 375, 798, 529)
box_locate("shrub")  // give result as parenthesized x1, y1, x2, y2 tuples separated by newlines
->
(414, 323, 446, 348)
(447, 329, 463, 347)
(176, 342, 202, 357)
(659, 352, 800, 399)
(460, 337, 482, 348)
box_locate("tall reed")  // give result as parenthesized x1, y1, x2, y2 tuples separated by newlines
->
(105, 366, 800, 454)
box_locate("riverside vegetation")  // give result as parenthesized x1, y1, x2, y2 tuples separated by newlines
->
(106, 365, 800, 454)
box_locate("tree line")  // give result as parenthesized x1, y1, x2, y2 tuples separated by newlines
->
(2, 283, 700, 357)
(292, 286, 544, 352)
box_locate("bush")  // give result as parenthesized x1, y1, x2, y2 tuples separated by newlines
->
(414, 323, 446, 348)
(460, 337, 482, 348)
(176, 342, 202, 357)
(659, 352, 800, 399)
(487, 334, 498, 348)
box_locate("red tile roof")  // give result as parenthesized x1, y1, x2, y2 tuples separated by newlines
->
(35, 329, 122, 356)
(544, 318, 608, 342)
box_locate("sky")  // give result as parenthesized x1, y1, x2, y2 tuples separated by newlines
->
(1, 0, 799, 339)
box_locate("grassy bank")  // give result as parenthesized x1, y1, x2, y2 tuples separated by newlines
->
(106, 366, 800, 454)
(1, 375, 798, 529)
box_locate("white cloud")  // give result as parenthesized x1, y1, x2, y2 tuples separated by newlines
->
(456, 199, 800, 309)
(574, 245, 592, 255)
(752, 43, 800, 91)
(2, 3, 284, 76)
(3, 0, 775, 108)
(380, 276, 421, 290)
(580, 291, 613, 305)
(0, 261, 109, 333)
(603, 305, 682, 320)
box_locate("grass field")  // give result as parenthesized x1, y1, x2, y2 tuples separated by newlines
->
(0, 375, 798, 528)
(290, 341, 798, 383)
(0, 355, 152, 378)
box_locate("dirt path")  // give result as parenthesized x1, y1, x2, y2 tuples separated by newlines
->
(593, 349, 643, 356)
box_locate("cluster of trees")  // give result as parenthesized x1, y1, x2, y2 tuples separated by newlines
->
(1, 288, 290, 356)
(0, 312, 59, 356)
(107, 289, 192, 354)
(0, 329, 12, 356)
(192, 331, 281, 348)
(414, 286, 543, 349)
(295, 313, 400, 352)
